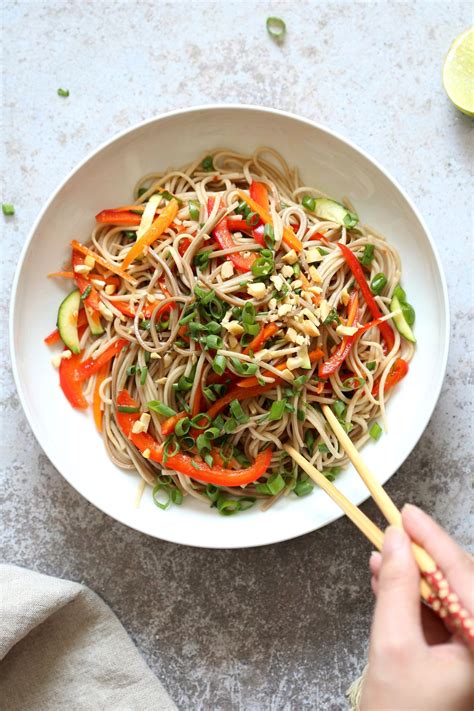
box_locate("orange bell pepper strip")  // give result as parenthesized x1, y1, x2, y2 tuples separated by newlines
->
(121, 199, 179, 270)
(237, 348, 325, 388)
(71, 240, 136, 284)
(93, 363, 110, 432)
(337, 242, 395, 352)
(116, 390, 273, 486)
(243, 322, 279, 355)
(250, 181, 270, 211)
(318, 292, 359, 378)
(161, 411, 186, 436)
(236, 190, 303, 253)
(372, 358, 409, 397)
(95, 209, 142, 225)
(47, 270, 75, 279)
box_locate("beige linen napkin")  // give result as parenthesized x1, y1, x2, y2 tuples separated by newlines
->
(0, 565, 177, 710)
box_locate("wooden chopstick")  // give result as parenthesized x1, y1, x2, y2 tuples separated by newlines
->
(283, 445, 384, 550)
(321, 404, 436, 576)
(284, 444, 432, 601)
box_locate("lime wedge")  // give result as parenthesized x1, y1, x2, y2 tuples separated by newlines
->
(442, 28, 474, 116)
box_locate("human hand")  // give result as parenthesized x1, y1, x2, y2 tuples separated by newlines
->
(360, 504, 474, 711)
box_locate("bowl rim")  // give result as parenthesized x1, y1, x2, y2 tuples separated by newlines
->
(9, 103, 450, 548)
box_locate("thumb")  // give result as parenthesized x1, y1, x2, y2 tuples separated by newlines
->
(370, 526, 424, 652)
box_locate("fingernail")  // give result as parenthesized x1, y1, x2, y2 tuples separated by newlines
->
(383, 526, 406, 555)
(370, 550, 379, 560)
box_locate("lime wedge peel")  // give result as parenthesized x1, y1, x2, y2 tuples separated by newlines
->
(442, 28, 474, 116)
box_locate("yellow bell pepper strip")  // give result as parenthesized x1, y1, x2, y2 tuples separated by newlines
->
(71, 240, 136, 284)
(121, 199, 179, 269)
(236, 190, 303, 253)
(116, 390, 273, 487)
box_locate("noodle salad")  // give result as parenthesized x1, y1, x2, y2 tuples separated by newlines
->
(45, 148, 416, 515)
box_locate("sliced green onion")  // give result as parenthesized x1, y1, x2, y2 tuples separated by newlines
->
(152, 484, 171, 510)
(302, 195, 316, 211)
(245, 211, 260, 228)
(117, 405, 140, 413)
(230, 358, 258, 376)
(213, 415, 225, 430)
(366, 361, 377, 371)
(144, 349, 151, 365)
(175, 418, 191, 436)
(147, 401, 176, 417)
(297, 408, 306, 422)
(359, 244, 375, 267)
(323, 308, 340, 326)
(80, 285, 92, 301)
(293, 263, 301, 277)
(217, 497, 241, 516)
(204, 454, 214, 467)
(318, 443, 329, 452)
(163, 438, 180, 461)
(369, 421, 383, 441)
(256, 472, 286, 495)
(123, 230, 136, 241)
(325, 466, 341, 482)
(137, 187, 148, 198)
(229, 399, 249, 424)
(263, 224, 275, 248)
(333, 400, 346, 418)
(190, 413, 212, 429)
(140, 319, 151, 330)
(251, 256, 274, 277)
(241, 302, 256, 324)
(205, 484, 220, 502)
(294, 475, 313, 497)
(243, 322, 260, 336)
(341, 376, 365, 391)
(238, 497, 256, 511)
(2, 203, 15, 216)
(194, 250, 212, 270)
(204, 427, 220, 440)
(267, 399, 287, 421)
(170, 488, 183, 505)
(127, 365, 137, 376)
(181, 435, 196, 450)
(140, 366, 148, 385)
(223, 417, 237, 434)
(212, 354, 227, 375)
(317, 247, 328, 256)
(236, 200, 251, 217)
(370, 272, 387, 295)
(202, 334, 223, 350)
(304, 430, 315, 453)
(188, 199, 200, 221)
(57, 88, 69, 97)
(194, 284, 215, 304)
(196, 434, 212, 455)
(293, 374, 308, 389)
(201, 155, 214, 172)
(266, 16, 286, 42)
(343, 211, 359, 228)
(175, 375, 193, 392)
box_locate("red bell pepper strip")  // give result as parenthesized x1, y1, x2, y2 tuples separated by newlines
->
(318, 293, 359, 378)
(208, 198, 256, 273)
(95, 209, 142, 225)
(116, 390, 273, 486)
(337, 242, 395, 352)
(373, 358, 409, 397)
(250, 181, 270, 212)
(227, 217, 265, 247)
(59, 354, 88, 409)
(78, 339, 128, 380)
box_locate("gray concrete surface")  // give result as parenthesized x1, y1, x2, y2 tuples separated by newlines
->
(1, 1, 473, 709)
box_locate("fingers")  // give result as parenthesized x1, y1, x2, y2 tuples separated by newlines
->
(369, 526, 424, 652)
(402, 504, 474, 615)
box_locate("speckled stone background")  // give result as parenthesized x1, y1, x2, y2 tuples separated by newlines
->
(1, 1, 473, 709)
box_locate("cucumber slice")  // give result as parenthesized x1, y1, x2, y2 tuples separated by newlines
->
(391, 295, 416, 343)
(313, 198, 359, 228)
(85, 304, 104, 335)
(57, 289, 81, 353)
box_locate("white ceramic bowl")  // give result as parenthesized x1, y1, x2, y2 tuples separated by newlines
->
(10, 106, 449, 548)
